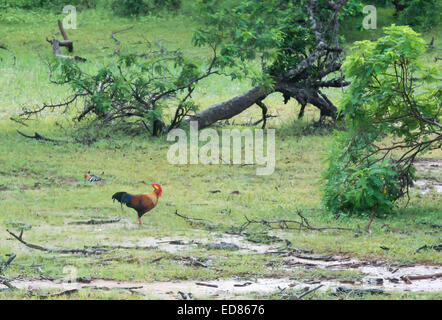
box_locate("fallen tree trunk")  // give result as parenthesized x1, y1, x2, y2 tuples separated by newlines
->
(189, 86, 268, 128)
(188, 79, 348, 129)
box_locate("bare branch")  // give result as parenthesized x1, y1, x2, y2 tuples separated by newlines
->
(111, 26, 134, 46)
(239, 211, 354, 233)
(0, 253, 16, 274)
(297, 284, 324, 299)
(17, 130, 70, 144)
(68, 217, 121, 225)
(6, 229, 107, 255)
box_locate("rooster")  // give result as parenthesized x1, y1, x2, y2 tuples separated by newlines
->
(112, 184, 162, 225)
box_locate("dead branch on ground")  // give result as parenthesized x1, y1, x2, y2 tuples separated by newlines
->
(0, 253, 16, 273)
(83, 285, 143, 292)
(85, 244, 157, 251)
(297, 284, 323, 299)
(68, 217, 121, 225)
(17, 130, 70, 144)
(111, 26, 134, 46)
(239, 211, 354, 233)
(39, 288, 78, 299)
(6, 229, 107, 255)
(415, 244, 442, 253)
(0, 253, 17, 290)
(195, 282, 218, 288)
(174, 210, 218, 230)
(0, 277, 16, 289)
(401, 272, 442, 283)
(234, 282, 252, 287)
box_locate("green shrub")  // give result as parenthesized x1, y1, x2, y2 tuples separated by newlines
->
(2, 0, 99, 10)
(322, 132, 405, 217)
(322, 25, 441, 217)
(395, 0, 441, 30)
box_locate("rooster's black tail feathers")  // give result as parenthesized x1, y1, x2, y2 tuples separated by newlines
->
(112, 192, 132, 207)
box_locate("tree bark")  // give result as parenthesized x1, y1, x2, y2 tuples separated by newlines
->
(188, 86, 269, 128)
(189, 79, 344, 129)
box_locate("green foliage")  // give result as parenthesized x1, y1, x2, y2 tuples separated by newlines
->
(193, 0, 356, 86)
(340, 0, 365, 18)
(2, 0, 99, 10)
(322, 132, 405, 216)
(35, 41, 202, 135)
(394, 0, 441, 31)
(1, 0, 182, 16)
(110, 0, 181, 17)
(341, 25, 439, 137)
(322, 25, 441, 216)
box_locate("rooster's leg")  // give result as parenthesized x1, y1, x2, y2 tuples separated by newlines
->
(138, 217, 143, 225)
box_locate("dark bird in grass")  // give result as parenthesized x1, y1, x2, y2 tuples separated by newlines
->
(84, 171, 103, 183)
(112, 184, 162, 225)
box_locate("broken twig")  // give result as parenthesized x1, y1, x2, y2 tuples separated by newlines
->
(297, 284, 324, 299)
(111, 26, 134, 46)
(195, 282, 218, 288)
(0, 253, 16, 273)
